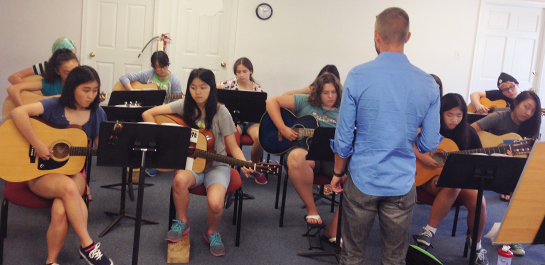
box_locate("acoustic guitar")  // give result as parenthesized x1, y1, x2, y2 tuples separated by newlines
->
(0, 118, 94, 182)
(414, 134, 534, 186)
(467, 98, 507, 114)
(258, 108, 319, 155)
(154, 114, 282, 175)
(112, 81, 184, 100)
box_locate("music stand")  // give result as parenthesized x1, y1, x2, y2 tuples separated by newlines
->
(97, 121, 191, 265)
(467, 113, 486, 124)
(436, 154, 527, 265)
(297, 127, 342, 262)
(108, 90, 166, 106)
(217, 89, 268, 204)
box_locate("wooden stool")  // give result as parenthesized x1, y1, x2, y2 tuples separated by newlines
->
(167, 234, 190, 263)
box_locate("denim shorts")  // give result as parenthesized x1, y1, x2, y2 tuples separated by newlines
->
(189, 164, 231, 190)
(239, 122, 258, 135)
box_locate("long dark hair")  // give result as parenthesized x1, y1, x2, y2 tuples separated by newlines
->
(311, 65, 340, 87)
(233, 57, 255, 82)
(307, 73, 342, 109)
(440, 93, 471, 149)
(510, 91, 541, 138)
(183, 68, 218, 130)
(43, 48, 78, 83)
(430, 73, 443, 97)
(60, 66, 101, 111)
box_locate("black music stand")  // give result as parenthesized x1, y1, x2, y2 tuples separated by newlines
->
(108, 90, 166, 106)
(97, 121, 191, 265)
(297, 127, 342, 262)
(467, 113, 486, 124)
(101, 106, 154, 202)
(436, 154, 527, 265)
(217, 90, 268, 205)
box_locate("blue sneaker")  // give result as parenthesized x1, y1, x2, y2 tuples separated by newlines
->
(79, 242, 113, 265)
(204, 231, 225, 257)
(166, 219, 190, 243)
(145, 168, 158, 177)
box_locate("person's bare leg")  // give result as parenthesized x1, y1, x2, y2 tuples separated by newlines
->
(45, 199, 68, 264)
(172, 170, 197, 223)
(247, 124, 264, 163)
(286, 149, 320, 224)
(458, 189, 487, 240)
(205, 183, 227, 234)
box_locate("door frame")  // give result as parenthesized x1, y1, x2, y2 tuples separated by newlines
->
(469, 0, 545, 99)
(80, 0, 159, 66)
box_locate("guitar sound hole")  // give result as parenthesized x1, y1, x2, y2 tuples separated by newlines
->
(52, 143, 70, 160)
(432, 152, 446, 165)
(292, 125, 305, 140)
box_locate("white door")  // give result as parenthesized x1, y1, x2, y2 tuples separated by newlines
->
(169, 0, 234, 90)
(470, 4, 543, 94)
(81, 0, 156, 95)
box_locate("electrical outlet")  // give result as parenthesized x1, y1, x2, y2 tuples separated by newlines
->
(454, 50, 461, 60)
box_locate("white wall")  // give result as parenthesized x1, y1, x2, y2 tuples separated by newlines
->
(0, 0, 480, 106)
(0, 0, 83, 105)
(232, 0, 481, 97)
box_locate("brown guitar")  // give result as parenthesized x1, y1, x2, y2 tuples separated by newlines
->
(415, 136, 535, 186)
(467, 98, 507, 114)
(112, 81, 184, 100)
(154, 114, 281, 175)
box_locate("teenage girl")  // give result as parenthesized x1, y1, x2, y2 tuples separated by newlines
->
(216, 57, 267, 184)
(8, 37, 76, 85)
(7, 49, 79, 107)
(414, 93, 488, 264)
(10, 65, 113, 265)
(282, 64, 340, 96)
(142, 68, 252, 257)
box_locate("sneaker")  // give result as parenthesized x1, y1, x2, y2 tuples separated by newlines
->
(145, 168, 158, 177)
(79, 242, 113, 265)
(509, 243, 525, 256)
(414, 227, 435, 247)
(250, 172, 268, 185)
(166, 219, 190, 243)
(475, 249, 489, 265)
(204, 231, 225, 257)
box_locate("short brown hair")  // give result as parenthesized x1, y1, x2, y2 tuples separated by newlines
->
(375, 7, 410, 45)
(307, 73, 342, 108)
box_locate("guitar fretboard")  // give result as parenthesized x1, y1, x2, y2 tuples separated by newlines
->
(294, 128, 314, 137)
(165, 94, 184, 100)
(69, 147, 97, 156)
(445, 141, 532, 157)
(195, 149, 256, 169)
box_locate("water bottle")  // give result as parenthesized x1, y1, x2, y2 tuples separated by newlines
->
(497, 244, 513, 265)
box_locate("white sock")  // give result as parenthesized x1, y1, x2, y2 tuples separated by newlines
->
(468, 237, 482, 250)
(424, 224, 437, 234)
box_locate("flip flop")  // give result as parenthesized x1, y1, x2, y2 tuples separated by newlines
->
(305, 215, 325, 228)
(500, 194, 511, 202)
(320, 235, 343, 247)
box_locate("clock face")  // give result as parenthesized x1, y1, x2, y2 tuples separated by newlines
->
(256, 3, 272, 20)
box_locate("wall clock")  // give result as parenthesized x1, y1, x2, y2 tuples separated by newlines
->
(256, 3, 272, 20)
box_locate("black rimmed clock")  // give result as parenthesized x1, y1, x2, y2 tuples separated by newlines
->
(256, 3, 273, 20)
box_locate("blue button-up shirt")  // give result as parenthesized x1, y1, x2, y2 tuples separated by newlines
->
(331, 52, 442, 196)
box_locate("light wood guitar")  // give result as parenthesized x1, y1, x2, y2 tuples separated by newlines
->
(467, 98, 507, 114)
(154, 114, 281, 175)
(0, 118, 95, 182)
(415, 133, 533, 186)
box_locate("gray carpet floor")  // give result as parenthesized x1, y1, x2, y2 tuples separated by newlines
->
(1, 151, 544, 265)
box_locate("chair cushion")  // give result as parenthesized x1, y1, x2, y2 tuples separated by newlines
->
(4, 181, 53, 209)
(240, 134, 253, 146)
(189, 168, 242, 196)
(313, 174, 331, 185)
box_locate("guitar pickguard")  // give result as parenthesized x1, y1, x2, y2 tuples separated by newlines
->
(37, 157, 69, 170)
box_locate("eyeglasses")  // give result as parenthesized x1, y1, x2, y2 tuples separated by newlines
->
(500, 84, 517, 93)
(108, 120, 123, 145)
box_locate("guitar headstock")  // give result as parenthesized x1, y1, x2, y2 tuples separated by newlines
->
(511, 138, 536, 155)
(256, 162, 282, 176)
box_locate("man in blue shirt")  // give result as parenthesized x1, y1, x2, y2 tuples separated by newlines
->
(330, 7, 442, 264)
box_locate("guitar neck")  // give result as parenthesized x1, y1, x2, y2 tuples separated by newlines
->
(295, 128, 315, 137)
(195, 149, 255, 169)
(447, 144, 518, 157)
(165, 94, 183, 100)
(69, 147, 97, 156)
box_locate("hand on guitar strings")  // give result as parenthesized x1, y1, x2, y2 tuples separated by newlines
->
(240, 164, 254, 177)
(330, 175, 346, 193)
(280, 126, 298, 141)
(420, 154, 438, 168)
(35, 141, 53, 160)
(476, 104, 490, 114)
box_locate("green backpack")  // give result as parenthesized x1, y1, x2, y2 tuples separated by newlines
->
(406, 244, 442, 265)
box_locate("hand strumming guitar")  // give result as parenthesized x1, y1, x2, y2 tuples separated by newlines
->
(475, 104, 490, 114)
(418, 154, 438, 168)
(280, 126, 298, 141)
(35, 141, 53, 160)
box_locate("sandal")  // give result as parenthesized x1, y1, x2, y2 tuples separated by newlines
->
(320, 235, 343, 247)
(305, 215, 324, 227)
(500, 194, 511, 202)
(323, 184, 334, 196)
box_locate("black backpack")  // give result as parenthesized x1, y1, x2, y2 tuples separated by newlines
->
(406, 244, 443, 265)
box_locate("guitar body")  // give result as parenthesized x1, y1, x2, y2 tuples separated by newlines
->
(415, 138, 459, 186)
(154, 114, 214, 173)
(259, 108, 319, 155)
(467, 98, 507, 114)
(0, 118, 88, 182)
(477, 131, 521, 148)
(112, 80, 159, 91)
